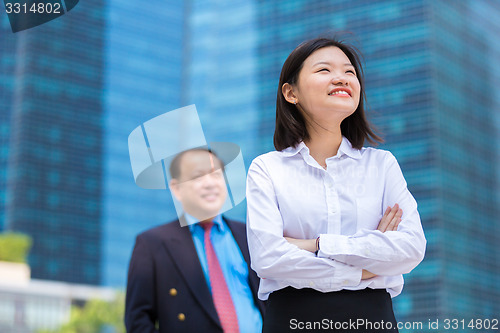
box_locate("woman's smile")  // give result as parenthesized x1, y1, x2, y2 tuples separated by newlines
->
(328, 87, 352, 97)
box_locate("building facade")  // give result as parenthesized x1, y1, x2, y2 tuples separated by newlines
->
(1, 0, 106, 284)
(0, 6, 18, 231)
(181, 0, 260, 219)
(100, 0, 185, 287)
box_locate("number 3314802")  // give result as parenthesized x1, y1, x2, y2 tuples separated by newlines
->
(5, 2, 62, 14)
(443, 319, 498, 330)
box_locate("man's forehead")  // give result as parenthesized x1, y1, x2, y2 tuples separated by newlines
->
(180, 150, 223, 170)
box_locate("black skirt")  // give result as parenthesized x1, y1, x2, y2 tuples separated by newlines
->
(262, 287, 399, 333)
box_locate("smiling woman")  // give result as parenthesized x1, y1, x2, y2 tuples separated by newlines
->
(274, 37, 381, 154)
(246, 37, 426, 333)
(281, 46, 361, 127)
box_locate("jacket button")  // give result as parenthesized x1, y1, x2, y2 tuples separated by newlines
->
(169, 288, 177, 296)
(178, 313, 185, 321)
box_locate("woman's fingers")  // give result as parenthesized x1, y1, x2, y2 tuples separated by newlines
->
(386, 208, 402, 232)
(383, 206, 391, 219)
(362, 269, 377, 280)
(376, 206, 391, 232)
(377, 204, 401, 232)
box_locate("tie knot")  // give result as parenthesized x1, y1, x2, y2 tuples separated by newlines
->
(200, 221, 214, 232)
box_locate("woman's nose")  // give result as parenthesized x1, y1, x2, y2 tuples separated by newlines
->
(331, 73, 348, 85)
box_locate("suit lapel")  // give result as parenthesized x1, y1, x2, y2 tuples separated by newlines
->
(226, 218, 266, 315)
(226, 218, 251, 266)
(161, 220, 221, 329)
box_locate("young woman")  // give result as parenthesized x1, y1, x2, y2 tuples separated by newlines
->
(246, 37, 426, 332)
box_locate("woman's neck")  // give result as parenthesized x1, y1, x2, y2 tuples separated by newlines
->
(304, 122, 343, 168)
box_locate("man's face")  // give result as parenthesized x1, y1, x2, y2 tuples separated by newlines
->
(170, 150, 227, 221)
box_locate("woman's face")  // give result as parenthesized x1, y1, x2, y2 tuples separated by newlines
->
(289, 46, 361, 123)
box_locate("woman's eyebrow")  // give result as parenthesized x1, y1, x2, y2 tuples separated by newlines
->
(312, 61, 331, 67)
(312, 61, 355, 68)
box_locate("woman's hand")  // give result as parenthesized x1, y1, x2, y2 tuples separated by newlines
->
(363, 204, 402, 279)
(286, 237, 378, 280)
(377, 204, 402, 233)
(362, 270, 376, 280)
(285, 204, 402, 279)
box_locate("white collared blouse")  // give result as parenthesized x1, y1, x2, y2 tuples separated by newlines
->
(246, 137, 426, 300)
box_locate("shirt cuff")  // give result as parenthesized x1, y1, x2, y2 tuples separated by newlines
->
(335, 261, 362, 287)
(279, 263, 362, 290)
(317, 234, 351, 263)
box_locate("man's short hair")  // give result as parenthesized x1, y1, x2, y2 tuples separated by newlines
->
(169, 148, 225, 180)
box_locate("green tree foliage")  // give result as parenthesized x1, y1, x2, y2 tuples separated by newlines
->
(39, 293, 126, 333)
(0, 232, 32, 263)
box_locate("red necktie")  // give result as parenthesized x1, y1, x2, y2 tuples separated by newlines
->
(201, 222, 240, 333)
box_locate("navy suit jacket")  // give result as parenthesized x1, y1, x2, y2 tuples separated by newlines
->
(125, 217, 265, 333)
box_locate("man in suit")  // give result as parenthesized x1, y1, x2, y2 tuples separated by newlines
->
(125, 148, 264, 333)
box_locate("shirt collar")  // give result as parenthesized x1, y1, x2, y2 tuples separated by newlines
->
(281, 136, 362, 160)
(281, 141, 309, 157)
(338, 136, 362, 160)
(186, 213, 225, 233)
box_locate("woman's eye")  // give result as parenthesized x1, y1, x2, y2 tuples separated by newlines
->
(318, 68, 329, 72)
(346, 70, 356, 75)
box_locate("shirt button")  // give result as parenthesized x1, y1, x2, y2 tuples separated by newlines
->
(309, 281, 315, 287)
(343, 280, 350, 286)
(178, 313, 186, 321)
(169, 288, 177, 296)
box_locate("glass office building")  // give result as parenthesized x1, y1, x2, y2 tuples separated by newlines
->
(426, 0, 500, 320)
(0, 15, 17, 231)
(182, 0, 259, 220)
(1, 1, 106, 284)
(100, 1, 185, 287)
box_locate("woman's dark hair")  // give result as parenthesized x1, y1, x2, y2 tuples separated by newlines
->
(274, 37, 382, 150)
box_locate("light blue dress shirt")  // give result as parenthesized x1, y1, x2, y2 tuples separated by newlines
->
(187, 214, 262, 333)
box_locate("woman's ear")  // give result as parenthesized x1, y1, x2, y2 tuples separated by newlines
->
(282, 83, 298, 105)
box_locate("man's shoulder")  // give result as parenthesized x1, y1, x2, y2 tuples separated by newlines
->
(137, 219, 183, 241)
(137, 217, 245, 239)
(224, 217, 245, 229)
(223, 217, 247, 241)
